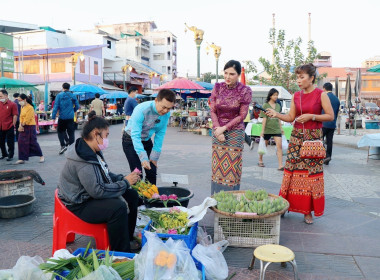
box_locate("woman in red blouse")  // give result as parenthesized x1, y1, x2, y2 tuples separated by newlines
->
(209, 60, 252, 194)
(266, 63, 334, 224)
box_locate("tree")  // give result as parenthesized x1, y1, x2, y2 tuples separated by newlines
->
(202, 72, 223, 83)
(243, 60, 259, 85)
(258, 28, 322, 93)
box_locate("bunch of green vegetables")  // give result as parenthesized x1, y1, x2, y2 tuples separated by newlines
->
(39, 243, 134, 280)
(214, 190, 287, 215)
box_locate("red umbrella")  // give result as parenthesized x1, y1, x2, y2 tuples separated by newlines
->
(240, 67, 246, 85)
(157, 77, 205, 90)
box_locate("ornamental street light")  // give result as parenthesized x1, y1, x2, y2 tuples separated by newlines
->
(184, 23, 204, 81)
(71, 52, 85, 85)
(122, 64, 133, 91)
(206, 42, 222, 83)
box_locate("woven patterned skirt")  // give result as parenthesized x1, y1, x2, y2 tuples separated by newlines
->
(279, 128, 325, 216)
(18, 125, 43, 161)
(211, 130, 244, 194)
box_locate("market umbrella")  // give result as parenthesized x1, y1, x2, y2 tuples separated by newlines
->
(70, 84, 107, 94)
(100, 91, 128, 99)
(367, 64, 380, 73)
(157, 77, 205, 91)
(240, 67, 246, 85)
(354, 69, 361, 98)
(345, 74, 352, 109)
(335, 77, 339, 98)
(194, 81, 214, 90)
(0, 77, 36, 88)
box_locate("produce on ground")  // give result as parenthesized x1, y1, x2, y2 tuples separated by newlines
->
(142, 207, 190, 234)
(214, 190, 287, 215)
(131, 181, 158, 199)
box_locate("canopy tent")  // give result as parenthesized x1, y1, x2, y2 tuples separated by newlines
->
(0, 77, 36, 89)
(100, 91, 128, 99)
(367, 64, 380, 73)
(194, 81, 214, 90)
(177, 90, 211, 101)
(157, 77, 205, 91)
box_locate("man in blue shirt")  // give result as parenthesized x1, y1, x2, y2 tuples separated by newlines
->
(123, 86, 139, 126)
(322, 82, 340, 165)
(122, 89, 175, 184)
(52, 83, 80, 155)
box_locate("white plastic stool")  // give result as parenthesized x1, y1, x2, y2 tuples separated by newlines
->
(249, 244, 298, 280)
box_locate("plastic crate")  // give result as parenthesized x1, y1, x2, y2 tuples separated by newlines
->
(142, 221, 198, 251)
(214, 213, 280, 247)
(57, 248, 205, 280)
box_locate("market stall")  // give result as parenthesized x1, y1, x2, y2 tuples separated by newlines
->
(245, 122, 293, 140)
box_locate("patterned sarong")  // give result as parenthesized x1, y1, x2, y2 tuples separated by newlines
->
(279, 128, 325, 216)
(18, 125, 43, 161)
(211, 130, 244, 194)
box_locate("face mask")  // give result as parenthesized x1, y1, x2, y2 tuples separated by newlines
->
(0, 99, 5, 103)
(19, 101, 25, 106)
(97, 135, 109, 150)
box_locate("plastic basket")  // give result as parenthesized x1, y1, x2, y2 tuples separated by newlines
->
(214, 213, 280, 247)
(142, 221, 198, 251)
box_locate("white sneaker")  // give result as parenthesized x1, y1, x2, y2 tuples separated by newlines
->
(250, 141, 254, 150)
(59, 146, 67, 155)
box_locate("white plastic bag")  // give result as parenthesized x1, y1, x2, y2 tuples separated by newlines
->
(197, 226, 212, 246)
(134, 231, 199, 280)
(192, 241, 229, 280)
(281, 135, 289, 155)
(81, 265, 122, 280)
(257, 137, 267, 155)
(12, 256, 50, 280)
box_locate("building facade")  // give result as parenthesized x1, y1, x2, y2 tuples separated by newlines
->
(362, 56, 380, 68)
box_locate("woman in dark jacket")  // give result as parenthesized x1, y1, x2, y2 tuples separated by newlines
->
(58, 111, 140, 252)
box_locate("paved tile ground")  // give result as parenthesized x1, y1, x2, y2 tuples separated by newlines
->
(1, 124, 380, 279)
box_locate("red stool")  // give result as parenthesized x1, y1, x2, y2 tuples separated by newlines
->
(52, 189, 110, 255)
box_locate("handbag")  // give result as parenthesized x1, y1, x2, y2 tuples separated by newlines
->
(298, 91, 326, 159)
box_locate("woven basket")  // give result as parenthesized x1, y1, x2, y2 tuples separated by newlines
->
(210, 191, 289, 219)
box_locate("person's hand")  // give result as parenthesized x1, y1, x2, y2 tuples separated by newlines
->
(142, 160, 151, 170)
(124, 172, 140, 185)
(296, 114, 313, 124)
(150, 160, 157, 167)
(260, 132, 264, 137)
(18, 126, 24, 132)
(214, 126, 226, 137)
(281, 129, 284, 135)
(217, 134, 225, 142)
(265, 109, 277, 118)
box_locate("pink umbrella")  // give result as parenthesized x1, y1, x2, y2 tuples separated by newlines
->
(157, 77, 205, 90)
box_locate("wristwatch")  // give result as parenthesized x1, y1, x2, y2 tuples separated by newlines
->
(312, 115, 316, 121)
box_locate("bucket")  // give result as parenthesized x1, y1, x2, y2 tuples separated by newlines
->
(365, 121, 379, 129)
(144, 186, 194, 208)
(0, 173, 34, 198)
(0, 195, 35, 218)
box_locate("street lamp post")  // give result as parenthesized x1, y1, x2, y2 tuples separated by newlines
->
(184, 23, 204, 81)
(71, 52, 84, 85)
(206, 43, 222, 83)
(122, 64, 133, 91)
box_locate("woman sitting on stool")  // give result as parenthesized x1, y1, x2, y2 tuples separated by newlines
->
(58, 110, 140, 252)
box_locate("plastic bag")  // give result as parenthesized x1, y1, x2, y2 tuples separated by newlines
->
(135, 231, 199, 280)
(281, 135, 289, 155)
(12, 256, 50, 280)
(81, 265, 122, 280)
(0, 269, 14, 280)
(192, 240, 229, 280)
(197, 226, 212, 246)
(257, 137, 267, 155)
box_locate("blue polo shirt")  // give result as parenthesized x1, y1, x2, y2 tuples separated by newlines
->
(125, 101, 170, 162)
(124, 97, 138, 116)
(323, 92, 340, 129)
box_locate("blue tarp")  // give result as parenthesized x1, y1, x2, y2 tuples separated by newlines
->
(357, 133, 380, 147)
(100, 91, 128, 99)
(195, 81, 214, 90)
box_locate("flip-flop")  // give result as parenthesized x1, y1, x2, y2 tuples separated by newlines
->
(278, 167, 284, 171)
(258, 162, 265, 167)
(304, 216, 313, 224)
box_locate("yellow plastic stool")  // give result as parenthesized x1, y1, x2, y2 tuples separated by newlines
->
(248, 244, 298, 280)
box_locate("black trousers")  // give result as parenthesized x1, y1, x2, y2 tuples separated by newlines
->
(322, 127, 335, 158)
(57, 119, 75, 147)
(67, 188, 139, 253)
(15, 120, 20, 141)
(122, 132, 157, 184)
(0, 127, 15, 158)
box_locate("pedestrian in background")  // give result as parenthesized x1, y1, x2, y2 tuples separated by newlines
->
(13, 93, 21, 142)
(124, 86, 139, 126)
(265, 63, 334, 224)
(322, 82, 340, 165)
(0, 90, 18, 161)
(52, 83, 80, 155)
(243, 110, 254, 150)
(15, 94, 44, 164)
(258, 88, 284, 170)
(116, 100, 123, 115)
(210, 60, 252, 194)
(90, 93, 105, 117)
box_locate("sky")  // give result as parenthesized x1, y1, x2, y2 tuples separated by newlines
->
(2, 0, 380, 77)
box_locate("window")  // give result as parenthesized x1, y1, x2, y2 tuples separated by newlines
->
(362, 81, 369, 88)
(153, 38, 165, 46)
(167, 51, 171, 60)
(135, 47, 139, 57)
(80, 58, 85, 73)
(162, 66, 166, 73)
(107, 40, 111, 49)
(23, 60, 40, 74)
(51, 58, 65, 73)
(167, 66, 171, 74)
(94, 61, 99, 76)
(373, 81, 380, 88)
(167, 37, 170, 45)
(154, 53, 165, 60)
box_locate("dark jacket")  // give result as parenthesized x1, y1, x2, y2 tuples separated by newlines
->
(323, 92, 340, 129)
(58, 138, 129, 206)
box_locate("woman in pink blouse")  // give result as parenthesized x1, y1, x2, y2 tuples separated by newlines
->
(210, 60, 252, 194)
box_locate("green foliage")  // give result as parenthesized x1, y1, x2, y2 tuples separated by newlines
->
(242, 60, 259, 85)
(258, 28, 323, 94)
(202, 72, 224, 83)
